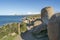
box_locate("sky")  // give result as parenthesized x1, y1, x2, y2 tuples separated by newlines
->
(0, 0, 60, 15)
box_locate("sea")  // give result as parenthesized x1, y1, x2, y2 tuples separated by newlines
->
(0, 15, 26, 26)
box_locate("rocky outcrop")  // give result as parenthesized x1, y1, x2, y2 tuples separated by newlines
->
(34, 18, 42, 26)
(41, 7, 54, 24)
(48, 13, 60, 40)
(31, 7, 54, 39)
(21, 6, 56, 40)
(31, 23, 47, 38)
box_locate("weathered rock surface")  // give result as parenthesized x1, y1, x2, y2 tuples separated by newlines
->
(31, 23, 47, 38)
(48, 13, 60, 40)
(41, 7, 54, 24)
(21, 30, 48, 40)
(20, 6, 56, 40)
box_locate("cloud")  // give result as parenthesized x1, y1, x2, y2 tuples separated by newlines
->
(27, 12, 32, 14)
(27, 12, 40, 15)
(0, 10, 40, 15)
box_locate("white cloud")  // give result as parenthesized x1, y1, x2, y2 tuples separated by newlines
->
(27, 12, 32, 14)
(0, 10, 40, 15)
(27, 12, 40, 15)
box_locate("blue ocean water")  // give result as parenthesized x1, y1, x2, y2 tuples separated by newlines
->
(0, 15, 25, 26)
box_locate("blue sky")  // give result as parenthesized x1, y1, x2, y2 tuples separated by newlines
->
(0, 0, 60, 15)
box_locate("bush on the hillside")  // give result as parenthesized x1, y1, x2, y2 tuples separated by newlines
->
(11, 23, 18, 34)
(20, 22, 27, 33)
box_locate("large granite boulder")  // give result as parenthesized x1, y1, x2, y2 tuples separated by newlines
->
(48, 13, 60, 40)
(31, 23, 47, 38)
(41, 7, 54, 24)
(31, 7, 54, 39)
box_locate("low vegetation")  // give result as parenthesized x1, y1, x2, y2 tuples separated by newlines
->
(20, 22, 27, 33)
(0, 35, 16, 40)
(0, 23, 18, 39)
(0, 22, 27, 39)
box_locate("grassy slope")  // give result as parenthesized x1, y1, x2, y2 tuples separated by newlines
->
(0, 35, 16, 40)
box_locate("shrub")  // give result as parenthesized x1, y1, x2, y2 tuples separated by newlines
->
(20, 22, 27, 33)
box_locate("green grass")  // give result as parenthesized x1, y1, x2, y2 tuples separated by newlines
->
(0, 35, 16, 40)
(20, 22, 27, 33)
(0, 23, 19, 39)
